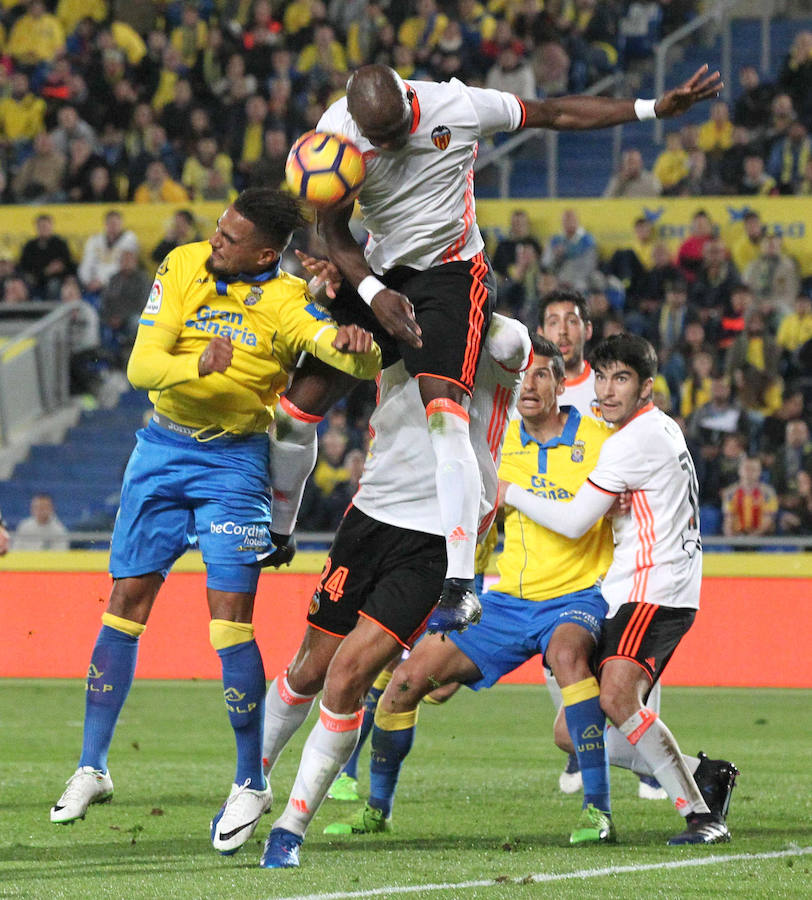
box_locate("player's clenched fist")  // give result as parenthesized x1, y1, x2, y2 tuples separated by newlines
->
(198, 335, 233, 376)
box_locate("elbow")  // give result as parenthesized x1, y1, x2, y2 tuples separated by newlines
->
(126, 353, 150, 391)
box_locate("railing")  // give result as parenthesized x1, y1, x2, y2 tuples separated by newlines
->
(476, 71, 625, 198)
(0, 302, 78, 447)
(654, 0, 777, 143)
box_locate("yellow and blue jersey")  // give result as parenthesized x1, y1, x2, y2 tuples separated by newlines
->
(128, 241, 381, 435)
(493, 407, 614, 602)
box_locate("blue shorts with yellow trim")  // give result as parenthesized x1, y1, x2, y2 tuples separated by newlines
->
(449, 585, 607, 691)
(109, 421, 272, 591)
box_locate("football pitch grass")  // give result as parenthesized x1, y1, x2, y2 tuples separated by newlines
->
(1, 681, 809, 899)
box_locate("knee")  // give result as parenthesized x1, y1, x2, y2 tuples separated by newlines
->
(325, 653, 371, 709)
(383, 668, 426, 713)
(598, 681, 629, 725)
(546, 644, 583, 684)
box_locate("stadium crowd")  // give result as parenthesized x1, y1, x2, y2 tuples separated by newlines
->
(0, 0, 809, 538)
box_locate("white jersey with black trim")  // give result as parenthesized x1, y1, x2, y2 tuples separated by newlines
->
(586, 403, 702, 615)
(560, 362, 603, 422)
(317, 79, 525, 274)
(353, 315, 531, 534)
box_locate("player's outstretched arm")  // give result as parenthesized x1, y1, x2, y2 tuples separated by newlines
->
(521, 65, 722, 131)
(499, 479, 615, 539)
(318, 205, 422, 349)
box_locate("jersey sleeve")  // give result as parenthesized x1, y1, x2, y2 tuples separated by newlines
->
(458, 81, 526, 135)
(126, 252, 200, 390)
(278, 292, 382, 380)
(586, 430, 649, 495)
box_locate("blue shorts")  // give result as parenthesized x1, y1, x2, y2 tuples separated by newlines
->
(449, 586, 608, 691)
(109, 421, 272, 592)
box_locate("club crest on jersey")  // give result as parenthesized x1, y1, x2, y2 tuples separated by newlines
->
(309, 592, 320, 616)
(571, 440, 585, 463)
(431, 125, 451, 150)
(244, 284, 263, 306)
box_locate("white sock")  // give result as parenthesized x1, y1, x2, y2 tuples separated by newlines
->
(618, 709, 709, 816)
(270, 398, 321, 535)
(274, 702, 362, 837)
(545, 668, 564, 711)
(426, 399, 480, 580)
(606, 724, 700, 776)
(646, 679, 662, 714)
(262, 673, 317, 774)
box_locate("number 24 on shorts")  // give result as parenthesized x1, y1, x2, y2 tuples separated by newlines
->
(315, 556, 349, 602)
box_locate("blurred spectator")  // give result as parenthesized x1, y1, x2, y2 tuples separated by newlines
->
(0, 72, 46, 164)
(541, 208, 598, 294)
(635, 240, 681, 303)
(64, 136, 109, 202)
(777, 293, 812, 354)
(603, 148, 661, 197)
(78, 209, 140, 295)
(485, 42, 535, 96)
(3, 277, 33, 305)
(717, 283, 753, 353)
(59, 274, 106, 394)
(159, 77, 197, 149)
(737, 153, 776, 195)
(786, 469, 812, 533)
(533, 41, 571, 97)
(606, 216, 655, 299)
(743, 231, 800, 321)
(398, 0, 449, 61)
(730, 210, 765, 273)
(658, 277, 690, 357)
(726, 308, 781, 381)
(233, 94, 271, 184)
(247, 125, 289, 189)
(733, 65, 776, 130)
(764, 92, 797, 154)
(296, 22, 347, 88)
(19, 214, 75, 301)
(691, 237, 739, 325)
(769, 419, 812, 529)
(563, 0, 619, 92)
(50, 104, 97, 157)
(722, 456, 777, 537)
(313, 428, 350, 497)
(100, 249, 152, 362)
(322, 448, 365, 530)
(13, 493, 69, 551)
(170, 3, 209, 69)
(618, 1, 662, 62)
(80, 165, 120, 203)
(6, 0, 66, 70)
(501, 236, 542, 322)
(767, 120, 811, 193)
(491, 209, 535, 279)
(653, 131, 690, 195)
(182, 135, 236, 201)
(778, 30, 812, 129)
(677, 209, 715, 283)
(687, 374, 747, 450)
(679, 348, 714, 420)
(761, 387, 808, 454)
(696, 100, 734, 161)
(133, 160, 190, 203)
(674, 148, 722, 196)
(11, 131, 66, 204)
(151, 209, 200, 263)
(127, 124, 182, 195)
(719, 126, 757, 193)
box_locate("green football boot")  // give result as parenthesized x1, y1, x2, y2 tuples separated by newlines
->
(569, 804, 617, 845)
(327, 773, 361, 802)
(323, 802, 392, 835)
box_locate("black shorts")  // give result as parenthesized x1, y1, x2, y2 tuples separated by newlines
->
(596, 603, 696, 684)
(329, 254, 496, 394)
(307, 505, 447, 647)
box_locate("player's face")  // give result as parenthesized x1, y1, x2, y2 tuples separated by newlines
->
(537, 301, 592, 370)
(594, 361, 653, 427)
(207, 207, 277, 277)
(353, 94, 413, 152)
(518, 356, 563, 422)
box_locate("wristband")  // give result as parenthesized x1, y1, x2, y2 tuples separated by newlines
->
(634, 98, 658, 121)
(357, 275, 386, 306)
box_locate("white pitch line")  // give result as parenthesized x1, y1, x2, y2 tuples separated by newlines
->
(272, 846, 812, 900)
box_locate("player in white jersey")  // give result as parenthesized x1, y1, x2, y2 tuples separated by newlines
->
(538, 288, 666, 799)
(306, 62, 721, 634)
(258, 315, 531, 869)
(499, 334, 738, 846)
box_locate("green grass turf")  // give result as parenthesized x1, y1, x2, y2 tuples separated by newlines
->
(1, 681, 810, 899)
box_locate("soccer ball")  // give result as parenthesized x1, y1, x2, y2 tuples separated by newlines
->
(285, 131, 366, 209)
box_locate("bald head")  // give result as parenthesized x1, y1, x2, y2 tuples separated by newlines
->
(347, 65, 412, 150)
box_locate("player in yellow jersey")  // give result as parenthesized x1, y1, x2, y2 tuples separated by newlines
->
(326, 335, 619, 846)
(49, 189, 381, 856)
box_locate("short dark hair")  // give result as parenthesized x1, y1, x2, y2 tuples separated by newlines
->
(233, 188, 307, 250)
(530, 334, 565, 381)
(537, 288, 591, 328)
(591, 333, 658, 383)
